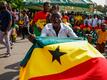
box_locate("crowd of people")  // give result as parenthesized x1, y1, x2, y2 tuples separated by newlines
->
(0, 1, 107, 57)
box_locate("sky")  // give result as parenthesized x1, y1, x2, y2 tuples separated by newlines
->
(92, 0, 106, 6)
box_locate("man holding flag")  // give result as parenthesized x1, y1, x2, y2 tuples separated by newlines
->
(20, 12, 107, 80)
(41, 12, 78, 38)
(29, 12, 78, 42)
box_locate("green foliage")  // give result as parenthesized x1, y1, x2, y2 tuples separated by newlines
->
(95, 5, 107, 14)
(1, 0, 24, 9)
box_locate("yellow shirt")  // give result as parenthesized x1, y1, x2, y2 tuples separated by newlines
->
(75, 16, 82, 21)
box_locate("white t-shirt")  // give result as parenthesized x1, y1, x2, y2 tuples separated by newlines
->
(41, 23, 78, 38)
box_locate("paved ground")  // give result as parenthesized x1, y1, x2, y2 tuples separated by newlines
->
(0, 38, 32, 80)
(0, 38, 107, 80)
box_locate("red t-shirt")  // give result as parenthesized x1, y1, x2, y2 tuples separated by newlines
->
(33, 11, 49, 29)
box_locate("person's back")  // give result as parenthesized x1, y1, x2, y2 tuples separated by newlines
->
(0, 10, 12, 32)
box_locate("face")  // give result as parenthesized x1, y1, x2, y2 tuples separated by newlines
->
(51, 13, 61, 28)
(43, 3, 50, 12)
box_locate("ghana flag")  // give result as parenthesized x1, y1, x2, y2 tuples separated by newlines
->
(20, 37, 107, 80)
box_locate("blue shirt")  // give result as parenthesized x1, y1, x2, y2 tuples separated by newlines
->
(0, 10, 12, 31)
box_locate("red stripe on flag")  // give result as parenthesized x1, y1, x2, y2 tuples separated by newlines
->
(29, 58, 107, 80)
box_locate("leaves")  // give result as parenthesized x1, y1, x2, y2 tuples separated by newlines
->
(1, 0, 24, 8)
(95, 5, 107, 14)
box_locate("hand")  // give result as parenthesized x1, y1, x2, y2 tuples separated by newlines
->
(28, 34, 36, 43)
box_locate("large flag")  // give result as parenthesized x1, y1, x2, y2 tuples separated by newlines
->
(20, 37, 107, 80)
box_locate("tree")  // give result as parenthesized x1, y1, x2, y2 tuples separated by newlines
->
(94, 5, 107, 15)
(94, 5, 104, 12)
(1, 0, 24, 9)
(103, 5, 107, 14)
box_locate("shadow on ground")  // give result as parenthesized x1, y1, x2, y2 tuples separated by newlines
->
(0, 47, 5, 49)
(15, 39, 29, 43)
(5, 62, 20, 70)
(0, 62, 20, 80)
(0, 71, 18, 80)
(0, 54, 6, 58)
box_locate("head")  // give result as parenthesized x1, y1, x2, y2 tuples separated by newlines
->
(101, 24, 106, 32)
(85, 21, 88, 27)
(0, 1, 7, 11)
(43, 2, 51, 12)
(22, 10, 27, 15)
(50, 12, 62, 28)
(51, 5, 59, 13)
(97, 22, 100, 27)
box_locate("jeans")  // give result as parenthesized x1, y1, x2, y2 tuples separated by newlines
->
(0, 29, 12, 53)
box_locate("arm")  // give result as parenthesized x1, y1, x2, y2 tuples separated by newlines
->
(40, 24, 48, 37)
(28, 24, 48, 43)
(66, 25, 78, 38)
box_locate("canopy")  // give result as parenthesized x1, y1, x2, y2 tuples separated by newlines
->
(24, 0, 93, 8)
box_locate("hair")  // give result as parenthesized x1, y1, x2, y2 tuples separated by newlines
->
(52, 5, 59, 10)
(51, 12, 62, 19)
(43, 2, 50, 7)
(0, 1, 7, 10)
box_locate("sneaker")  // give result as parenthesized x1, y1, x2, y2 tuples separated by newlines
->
(4, 53, 11, 57)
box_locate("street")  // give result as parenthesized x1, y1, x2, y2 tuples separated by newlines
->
(0, 38, 32, 80)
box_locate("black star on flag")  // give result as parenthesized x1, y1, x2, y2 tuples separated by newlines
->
(49, 46, 66, 64)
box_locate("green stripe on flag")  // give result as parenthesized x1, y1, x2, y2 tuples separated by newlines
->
(34, 25, 41, 36)
(35, 37, 84, 47)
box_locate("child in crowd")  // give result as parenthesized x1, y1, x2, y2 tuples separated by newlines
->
(11, 24, 18, 42)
